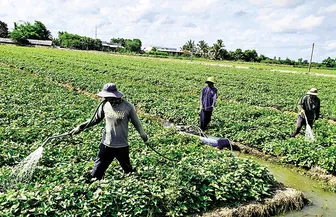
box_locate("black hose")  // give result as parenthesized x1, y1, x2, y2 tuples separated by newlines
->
(145, 142, 178, 162)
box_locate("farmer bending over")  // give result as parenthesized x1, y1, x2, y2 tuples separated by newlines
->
(70, 83, 148, 180)
(291, 88, 320, 137)
(200, 77, 218, 130)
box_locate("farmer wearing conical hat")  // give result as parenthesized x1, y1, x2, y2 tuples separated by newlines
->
(291, 88, 320, 137)
(70, 83, 148, 181)
(200, 77, 218, 130)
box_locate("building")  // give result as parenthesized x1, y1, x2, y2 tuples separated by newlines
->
(102, 41, 124, 51)
(144, 46, 183, 55)
(0, 37, 52, 46)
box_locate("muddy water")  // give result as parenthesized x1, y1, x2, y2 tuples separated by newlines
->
(237, 153, 336, 217)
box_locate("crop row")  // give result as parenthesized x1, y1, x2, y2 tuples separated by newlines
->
(1, 46, 336, 120)
(0, 65, 277, 216)
(0, 46, 335, 175)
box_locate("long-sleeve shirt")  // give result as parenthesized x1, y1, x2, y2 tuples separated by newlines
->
(77, 99, 146, 148)
(298, 95, 320, 121)
(200, 86, 218, 111)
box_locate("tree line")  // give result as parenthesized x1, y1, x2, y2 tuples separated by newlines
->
(0, 20, 141, 53)
(0, 20, 335, 68)
(181, 39, 336, 68)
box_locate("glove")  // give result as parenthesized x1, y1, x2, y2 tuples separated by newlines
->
(70, 126, 82, 135)
(141, 134, 148, 143)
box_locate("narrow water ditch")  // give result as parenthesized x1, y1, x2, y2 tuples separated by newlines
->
(237, 153, 336, 217)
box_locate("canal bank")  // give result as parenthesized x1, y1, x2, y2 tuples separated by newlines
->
(237, 153, 336, 217)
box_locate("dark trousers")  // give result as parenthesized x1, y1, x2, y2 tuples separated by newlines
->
(91, 144, 135, 180)
(200, 110, 212, 130)
(292, 115, 314, 137)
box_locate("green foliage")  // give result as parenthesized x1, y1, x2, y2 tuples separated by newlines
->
(0, 20, 9, 38)
(110, 38, 142, 53)
(182, 40, 196, 53)
(1, 45, 336, 175)
(322, 57, 336, 68)
(0, 64, 277, 216)
(243, 49, 258, 62)
(209, 39, 227, 60)
(110, 37, 125, 46)
(184, 39, 335, 67)
(147, 51, 169, 56)
(10, 21, 52, 43)
(57, 32, 102, 50)
(125, 39, 142, 53)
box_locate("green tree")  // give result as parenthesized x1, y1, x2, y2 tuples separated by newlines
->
(33, 21, 52, 40)
(110, 38, 125, 47)
(0, 20, 9, 38)
(10, 21, 52, 43)
(297, 58, 303, 65)
(322, 57, 336, 68)
(233, 48, 244, 61)
(182, 39, 196, 52)
(197, 40, 209, 58)
(124, 39, 142, 53)
(243, 49, 258, 62)
(151, 46, 157, 52)
(259, 54, 268, 62)
(57, 31, 102, 51)
(209, 39, 227, 60)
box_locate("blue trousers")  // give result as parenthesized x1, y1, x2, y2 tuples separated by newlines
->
(200, 110, 212, 130)
(91, 144, 135, 180)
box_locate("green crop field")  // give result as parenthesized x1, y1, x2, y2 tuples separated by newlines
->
(0, 61, 277, 216)
(0, 45, 335, 216)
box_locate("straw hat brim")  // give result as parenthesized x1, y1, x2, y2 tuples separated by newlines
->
(307, 91, 318, 96)
(97, 90, 123, 98)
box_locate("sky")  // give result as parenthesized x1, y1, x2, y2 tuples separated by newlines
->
(1, 0, 336, 62)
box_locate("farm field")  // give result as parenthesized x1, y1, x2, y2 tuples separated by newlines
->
(0, 45, 336, 216)
(0, 64, 285, 216)
(1, 46, 336, 175)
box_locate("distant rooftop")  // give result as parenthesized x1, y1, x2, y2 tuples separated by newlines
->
(144, 46, 183, 53)
(102, 41, 124, 48)
(0, 37, 52, 46)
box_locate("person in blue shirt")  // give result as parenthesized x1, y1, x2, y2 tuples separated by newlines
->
(200, 77, 218, 130)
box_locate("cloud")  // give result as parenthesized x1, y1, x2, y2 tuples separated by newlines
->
(249, 0, 305, 8)
(182, 0, 218, 13)
(300, 15, 324, 30)
(137, 12, 159, 23)
(234, 10, 247, 16)
(325, 42, 336, 51)
(0, 0, 335, 61)
(258, 7, 324, 33)
(183, 22, 197, 28)
(319, 3, 336, 13)
(161, 17, 175, 25)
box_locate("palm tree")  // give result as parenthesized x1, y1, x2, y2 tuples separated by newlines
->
(182, 39, 196, 52)
(209, 39, 226, 60)
(197, 40, 209, 58)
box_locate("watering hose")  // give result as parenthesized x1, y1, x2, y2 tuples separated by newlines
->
(42, 100, 107, 147)
(41, 132, 72, 147)
(145, 141, 179, 162)
(189, 124, 233, 152)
